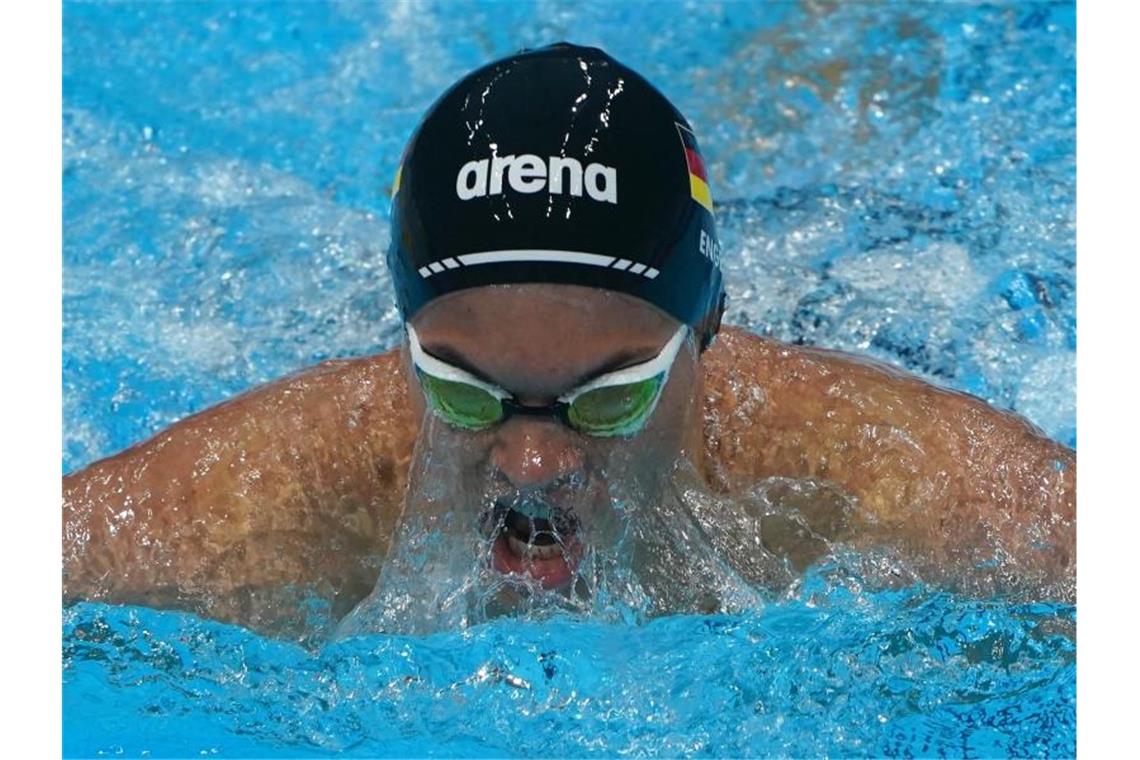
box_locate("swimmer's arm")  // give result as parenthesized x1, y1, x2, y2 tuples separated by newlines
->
(62, 349, 418, 634)
(702, 327, 1075, 600)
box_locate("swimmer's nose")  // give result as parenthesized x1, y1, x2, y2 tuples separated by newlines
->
(491, 417, 585, 490)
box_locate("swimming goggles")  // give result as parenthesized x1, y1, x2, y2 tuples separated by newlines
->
(407, 323, 689, 437)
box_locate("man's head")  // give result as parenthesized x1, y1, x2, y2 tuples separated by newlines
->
(384, 43, 724, 594)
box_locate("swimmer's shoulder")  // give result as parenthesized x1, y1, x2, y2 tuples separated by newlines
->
(701, 324, 1055, 441)
(263, 344, 405, 401)
(700, 325, 781, 382)
(293, 346, 419, 452)
(702, 325, 916, 389)
(700, 325, 855, 407)
(288, 345, 406, 388)
(699, 323, 1072, 495)
(61, 345, 421, 621)
(173, 346, 418, 450)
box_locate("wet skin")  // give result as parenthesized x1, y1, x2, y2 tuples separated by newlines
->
(406, 287, 703, 593)
(62, 285, 1075, 637)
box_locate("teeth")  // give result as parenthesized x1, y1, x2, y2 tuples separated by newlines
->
(507, 534, 564, 561)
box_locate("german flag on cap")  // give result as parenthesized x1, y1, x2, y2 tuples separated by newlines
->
(676, 123, 713, 214)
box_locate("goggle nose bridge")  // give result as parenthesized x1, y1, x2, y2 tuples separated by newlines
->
(498, 397, 574, 426)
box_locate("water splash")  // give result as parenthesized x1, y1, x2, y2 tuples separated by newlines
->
(63, 1, 1076, 755)
(64, 582, 1074, 757)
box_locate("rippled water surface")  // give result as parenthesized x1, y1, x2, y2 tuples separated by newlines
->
(63, 1, 1075, 756)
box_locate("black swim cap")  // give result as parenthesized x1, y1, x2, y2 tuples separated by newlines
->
(386, 42, 726, 349)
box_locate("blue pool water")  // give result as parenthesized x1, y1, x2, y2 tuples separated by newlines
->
(63, 1, 1076, 756)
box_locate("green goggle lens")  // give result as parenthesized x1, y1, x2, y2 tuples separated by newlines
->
(418, 371, 666, 437)
(567, 375, 665, 436)
(417, 371, 504, 430)
(409, 323, 686, 438)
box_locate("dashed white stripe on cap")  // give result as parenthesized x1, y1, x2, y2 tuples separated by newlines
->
(416, 249, 662, 280)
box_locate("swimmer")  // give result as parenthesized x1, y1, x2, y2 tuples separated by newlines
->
(62, 43, 1074, 635)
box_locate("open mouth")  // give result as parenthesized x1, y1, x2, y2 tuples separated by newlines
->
(483, 502, 582, 589)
